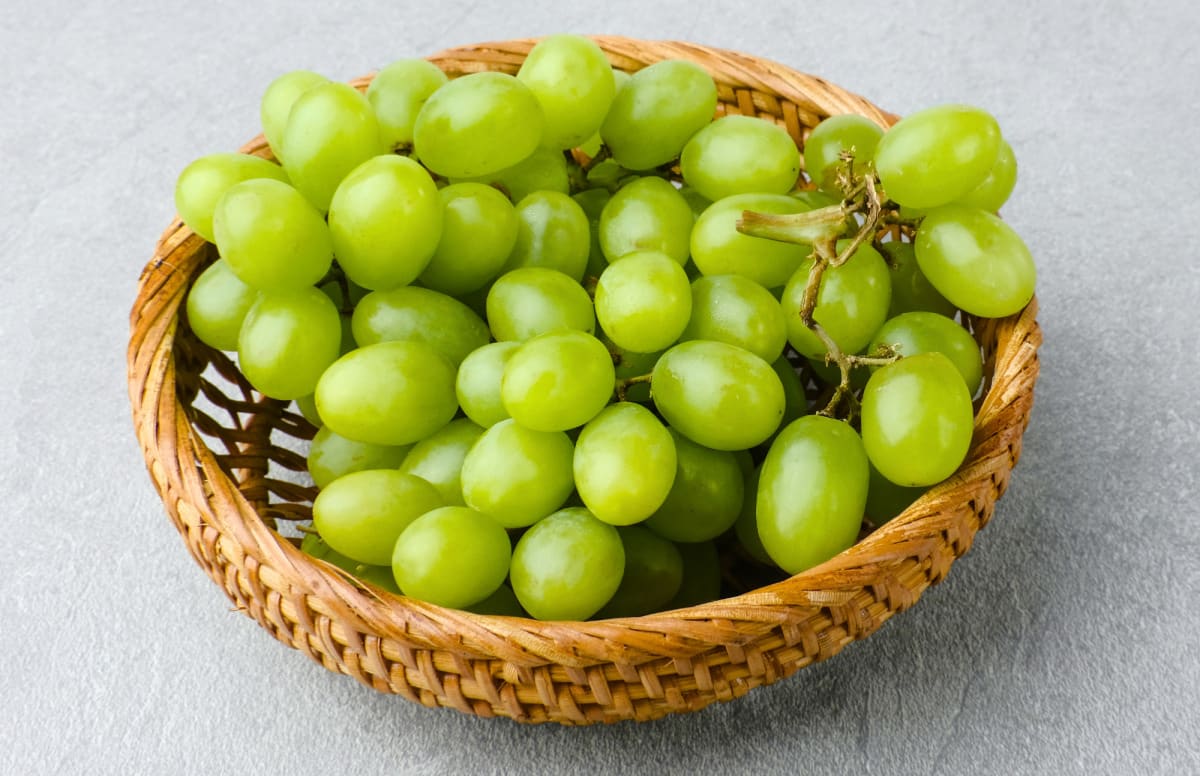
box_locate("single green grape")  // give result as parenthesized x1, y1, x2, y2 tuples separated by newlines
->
(734, 465, 773, 565)
(678, 186, 712, 220)
(600, 59, 717, 170)
(312, 469, 444, 566)
(455, 147, 569, 203)
(501, 330, 615, 432)
(503, 191, 590, 282)
(212, 178, 332, 290)
(611, 342, 660, 403)
(464, 584, 526, 616)
(294, 393, 323, 427)
(594, 250, 692, 353)
(365, 58, 448, 150)
(517, 34, 616, 150)
(757, 415, 869, 574)
(237, 287, 341, 400)
(781, 240, 892, 359)
(803, 114, 884, 194)
(681, 115, 801, 201)
(769, 356, 808, 437)
(260, 70, 328, 163)
(573, 187, 612, 279)
(300, 533, 400, 595)
(185, 259, 258, 352)
(392, 506, 511, 609)
(690, 193, 812, 287)
(865, 464, 926, 526)
(419, 183, 519, 296)
(314, 340, 458, 446)
(595, 526, 684, 617)
(281, 82, 387, 212)
(643, 429, 743, 543)
(957, 139, 1017, 212)
(485, 267, 595, 341)
(351, 285, 490, 367)
(869, 311, 983, 396)
(459, 419, 575, 528)
(879, 241, 957, 318)
(680, 274, 788, 362)
(874, 104, 1001, 209)
(573, 402, 677, 526)
(914, 205, 1036, 318)
(455, 341, 522, 428)
(663, 540, 722, 608)
(398, 418, 485, 506)
(307, 425, 412, 489)
(860, 352, 974, 487)
(175, 153, 289, 242)
(598, 176, 694, 265)
(651, 340, 785, 451)
(413, 71, 544, 178)
(509, 507, 625, 621)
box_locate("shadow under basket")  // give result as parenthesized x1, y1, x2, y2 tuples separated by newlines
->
(127, 36, 1042, 725)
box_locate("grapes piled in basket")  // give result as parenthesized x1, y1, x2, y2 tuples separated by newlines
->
(176, 34, 1035, 621)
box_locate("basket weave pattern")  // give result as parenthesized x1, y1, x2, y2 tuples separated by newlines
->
(127, 37, 1042, 724)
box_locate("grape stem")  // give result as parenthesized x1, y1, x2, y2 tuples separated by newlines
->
(580, 145, 612, 174)
(614, 373, 652, 402)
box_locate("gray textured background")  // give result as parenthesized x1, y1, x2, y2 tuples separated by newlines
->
(3, 0, 1198, 773)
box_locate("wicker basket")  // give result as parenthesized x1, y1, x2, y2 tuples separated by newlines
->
(127, 36, 1042, 725)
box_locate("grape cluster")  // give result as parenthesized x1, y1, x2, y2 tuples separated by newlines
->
(176, 35, 1034, 621)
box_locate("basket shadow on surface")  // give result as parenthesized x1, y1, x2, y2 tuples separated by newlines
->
(127, 36, 1042, 725)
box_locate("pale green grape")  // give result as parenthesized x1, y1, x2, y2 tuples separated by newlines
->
(865, 464, 925, 526)
(573, 402, 677, 526)
(419, 183, 519, 295)
(510, 507, 624, 621)
(679, 186, 712, 220)
(351, 285, 489, 367)
(186, 259, 258, 352)
(663, 540, 721, 608)
(503, 191, 590, 281)
(611, 342, 660, 403)
(734, 465, 773, 565)
(598, 176, 693, 265)
(294, 394, 322, 427)
(307, 425, 411, 489)
(644, 429, 743, 543)
(680, 274, 787, 362)
(594, 251, 692, 353)
(680, 115, 800, 201)
(398, 418, 485, 506)
(413, 71, 543, 178)
(485, 267, 595, 341)
(573, 187, 611, 279)
(175, 153, 289, 242)
(392, 506, 511, 609)
(517, 34, 616, 150)
(464, 584, 525, 616)
(769, 356, 808, 436)
(957, 139, 1017, 212)
(455, 147, 569, 202)
(781, 240, 892, 359)
(803, 114, 884, 193)
(300, 533, 401, 594)
(455, 341, 521, 428)
(314, 341, 458, 446)
(237, 287, 341, 400)
(313, 469, 444, 565)
(327, 155, 442, 290)
(365, 58, 448, 150)
(600, 59, 717, 170)
(595, 526, 683, 617)
(212, 178, 332, 290)
(501, 330, 615, 432)
(690, 193, 812, 287)
(460, 419, 575, 528)
(260, 70, 328, 163)
(869, 311, 983, 396)
(879, 241, 956, 318)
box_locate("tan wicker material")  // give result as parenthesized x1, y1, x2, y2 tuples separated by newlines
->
(127, 36, 1041, 725)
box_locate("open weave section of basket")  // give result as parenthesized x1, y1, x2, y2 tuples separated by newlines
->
(127, 37, 1042, 724)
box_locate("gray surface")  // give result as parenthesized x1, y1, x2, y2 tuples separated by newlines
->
(2, 0, 1198, 773)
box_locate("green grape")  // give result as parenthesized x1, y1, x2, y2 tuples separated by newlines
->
(307, 425, 412, 489)
(237, 287, 341, 400)
(680, 274, 787, 362)
(281, 82, 387, 212)
(781, 240, 892, 359)
(312, 469, 444, 566)
(789, 188, 842, 210)
(175, 153, 289, 242)
(300, 533, 400, 594)
(595, 526, 684, 617)
(644, 429, 743, 542)
(651, 340, 785, 451)
(314, 340, 458, 446)
(327, 155, 442, 290)
(879, 241, 956, 318)
(803, 114, 884, 194)
(611, 342, 660, 403)
(392, 506, 511, 609)
(365, 58, 448, 150)
(690, 193, 812, 288)
(770, 356, 808, 433)
(578, 132, 602, 158)
(957, 139, 1017, 212)
(874, 104, 1001, 209)
(914, 205, 1036, 318)
(573, 403, 677, 526)
(351, 285, 490, 367)
(317, 277, 367, 355)
(597, 176, 694, 265)
(861, 352, 974, 487)
(806, 353, 872, 392)
(503, 191, 590, 281)
(500, 330, 615, 432)
(757, 415, 869, 574)
(600, 59, 717, 170)
(294, 393, 323, 427)
(260, 70, 328, 163)
(663, 540, 722, 608)
(485, 267, 595, 341)
(734, 465, 773, 565)
(212, 178, 332, 290)
(681, 115, 801, 201)
(869, 311, 983, 396)
(413, 71, 544, 178)
(865, 464, 925, 526)
(459, 419, 575, 528)
(419, 183, 519, 295)
(464, 584, 525, 616)
(517, 34, 616, 150)
(185, 259, 258, 352)
(455, 341, 521, 428)
(509, 507, 625, 621)
(573, 187, 612, 279)
(455, 147, 569, 202)
(398, 418, 485, 506)
(678, 186, 712, 220)
(594, 251, 692, 353)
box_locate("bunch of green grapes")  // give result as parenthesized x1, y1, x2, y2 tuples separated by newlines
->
(175, 34, 1033, 621)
